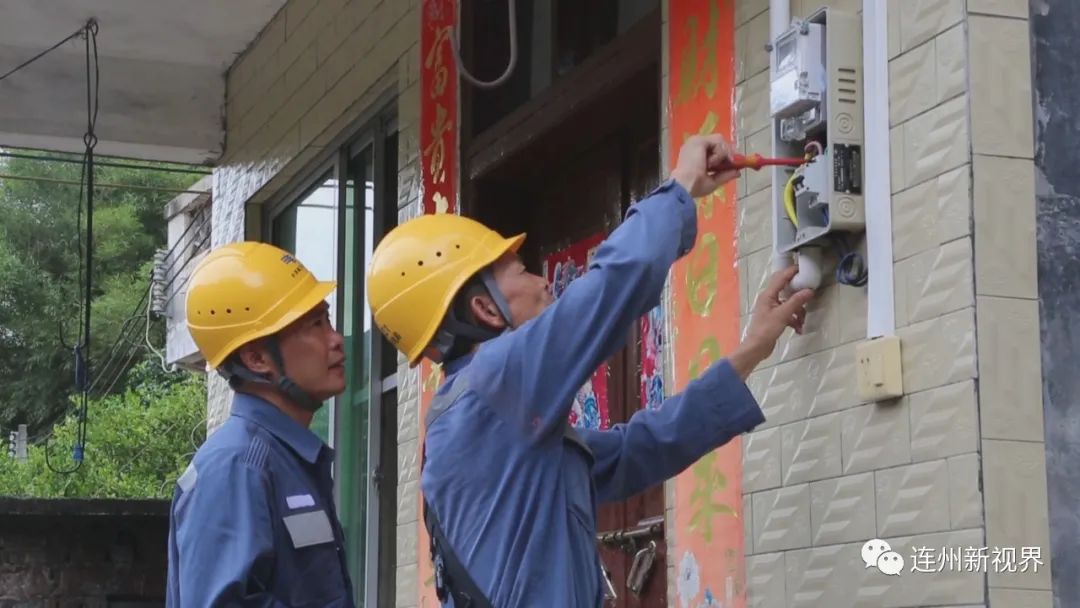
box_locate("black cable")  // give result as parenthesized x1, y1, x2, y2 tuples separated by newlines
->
(96, 221, 212, 391)
(830, 233, 868, 287)
(158, 230, 211, 307)
(101, 326, 148, 396)
(47, 19, 99, 474)
(0, 26, 85, 82)
(87, 310, 147, 396)
(70, 148, 87, 359)
(83, 212, 209, 397)
(74, 19, 100, 465)
(156, 213, 211, 284)
(0, 151, 211, 176)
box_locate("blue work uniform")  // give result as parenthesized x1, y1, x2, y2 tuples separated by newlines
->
(166, 393, 355, 607)
(421, 179, 767, 607)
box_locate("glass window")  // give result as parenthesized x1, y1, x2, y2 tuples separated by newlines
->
(335, 144, 373, 596)
(270, 174, 339, 444)
(265, 115, 398, 606)
(338, 126, 401, 606)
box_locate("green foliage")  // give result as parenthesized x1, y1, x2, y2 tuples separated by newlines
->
(0, 360, 206, 498)
(0, 151, 203, 434)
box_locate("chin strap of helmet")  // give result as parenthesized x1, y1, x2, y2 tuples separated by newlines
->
(429, 267, 516, 362)
(478, 267, 514, 328)
(219, 335, 324, 412)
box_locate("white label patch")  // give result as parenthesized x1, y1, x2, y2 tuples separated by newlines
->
(283, 510, 335, 548)
(286, 494, 315, 509)
(177, 462, 197, 493)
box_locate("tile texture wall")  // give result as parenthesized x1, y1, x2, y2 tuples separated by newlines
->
(204, 0, 424, 604)
(734, 1, 1051, 606)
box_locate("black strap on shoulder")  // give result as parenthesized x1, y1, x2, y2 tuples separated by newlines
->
(422, 478, 494, 608)
(421, 376, 494, 608)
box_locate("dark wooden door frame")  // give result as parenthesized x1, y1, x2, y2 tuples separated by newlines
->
(457, 6, 667, 606)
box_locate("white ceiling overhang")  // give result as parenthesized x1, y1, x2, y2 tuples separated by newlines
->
(0, 0, 287, 165)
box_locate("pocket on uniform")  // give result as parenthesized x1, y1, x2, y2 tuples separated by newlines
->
(283, 510, 349, 606)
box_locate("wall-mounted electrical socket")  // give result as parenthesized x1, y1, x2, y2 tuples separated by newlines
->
(769, 6, 865, 253)
(855, 336, 903, 402)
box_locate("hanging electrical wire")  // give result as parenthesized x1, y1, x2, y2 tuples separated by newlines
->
(0, 24, 88, 82)
(158, 230, 212, 310)
(0, 151, 211, 176)
(43, 18, 100, 475)
(84, 210, 211, 397)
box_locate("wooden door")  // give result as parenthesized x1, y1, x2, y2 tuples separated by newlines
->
(464, 69, 667, 606)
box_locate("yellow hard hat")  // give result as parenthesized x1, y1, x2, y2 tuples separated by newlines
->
(186, 241, 337, 368)
(367, 214, 524, 366)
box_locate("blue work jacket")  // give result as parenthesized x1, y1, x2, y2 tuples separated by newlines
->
(166, 393, 355, 607)
(421, 179, 766, 607)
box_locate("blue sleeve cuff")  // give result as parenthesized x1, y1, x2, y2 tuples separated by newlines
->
(624, 178, 699, 258)
(699, 358, 766, 434)
(662, 178, 698, 257)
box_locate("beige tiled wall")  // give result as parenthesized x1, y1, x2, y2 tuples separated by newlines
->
(205, 0, 425, 603)
(734, 1, 1051, 606)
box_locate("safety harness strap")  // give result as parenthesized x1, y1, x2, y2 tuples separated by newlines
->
(421, 376, 494, 608)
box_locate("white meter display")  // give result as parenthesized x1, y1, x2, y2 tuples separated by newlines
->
(769, 23, 826, 120)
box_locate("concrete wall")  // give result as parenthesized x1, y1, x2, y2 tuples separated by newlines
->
(0, 500, 169, 605)
(1031, 1, 1080, 606)
(734, 1, 1052, 606)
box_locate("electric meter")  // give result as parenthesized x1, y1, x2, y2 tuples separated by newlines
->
(770, 23, 826, 120)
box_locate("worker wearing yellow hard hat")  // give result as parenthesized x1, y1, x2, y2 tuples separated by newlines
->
(166, 241, 356, 607)
(367, 133, 814, 607)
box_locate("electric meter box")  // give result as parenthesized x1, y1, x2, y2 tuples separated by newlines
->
(769, 7, 865, 253)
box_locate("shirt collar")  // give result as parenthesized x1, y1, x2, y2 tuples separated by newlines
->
(443, 351, 476, 377)
(230, 392, 327, 464)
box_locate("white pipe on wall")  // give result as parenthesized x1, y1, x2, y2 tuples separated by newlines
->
(768, 0, 823, 291)
(769, 0, 793, 278)
(862, 0, 896, 337)
(769, 0, 790, 45)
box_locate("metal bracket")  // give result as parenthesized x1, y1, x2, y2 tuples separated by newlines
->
(596, 515, 664, 554)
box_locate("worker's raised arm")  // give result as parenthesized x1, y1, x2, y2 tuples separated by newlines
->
(580, 359, 763, 503)
(579, 265, 817, 501)
(471, 135, 740, 439)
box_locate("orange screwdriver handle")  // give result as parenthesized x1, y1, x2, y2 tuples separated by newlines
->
(719, 153, 806, 171)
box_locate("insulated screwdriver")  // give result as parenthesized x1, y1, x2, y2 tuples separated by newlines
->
(716, 153, 807, 172)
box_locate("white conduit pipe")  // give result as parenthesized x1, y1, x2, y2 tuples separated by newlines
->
(768, 0, 824, 292)
(862, 0, 895, 336)
(769, 0, 792, 279)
